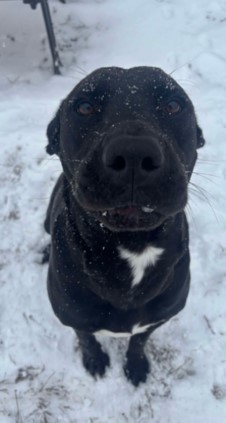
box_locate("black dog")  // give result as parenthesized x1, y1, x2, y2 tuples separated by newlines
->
(44, 66, 205, 386)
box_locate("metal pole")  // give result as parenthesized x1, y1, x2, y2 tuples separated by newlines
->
(39, 0, 62, 74)
(23, 0, 62, 74)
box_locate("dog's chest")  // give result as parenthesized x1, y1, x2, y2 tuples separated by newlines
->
(118, 244, 164, 287)
(90, 244, 165, 337)
(85, 240, 164, 283)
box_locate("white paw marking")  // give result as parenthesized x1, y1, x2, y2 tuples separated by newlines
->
(94, 320, 165, 338)
(118, 245, 164, 287)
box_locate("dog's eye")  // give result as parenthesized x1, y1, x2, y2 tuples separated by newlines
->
(76, 102, 96, 116)
(164, 100, 182, 115)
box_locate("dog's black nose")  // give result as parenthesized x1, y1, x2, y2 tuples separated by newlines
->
(102, 135, 163, 184)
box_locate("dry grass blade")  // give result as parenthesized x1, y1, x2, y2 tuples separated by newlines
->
(15, 390, 23, 423)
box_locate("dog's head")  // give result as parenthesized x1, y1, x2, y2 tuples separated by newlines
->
(46, 66, 205, 232)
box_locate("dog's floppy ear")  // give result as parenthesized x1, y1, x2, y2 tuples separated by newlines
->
(46, 102, 63, 155)
(196, 125, 205, 149)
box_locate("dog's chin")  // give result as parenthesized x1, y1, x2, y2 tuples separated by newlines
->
(87, 206, 166, 232)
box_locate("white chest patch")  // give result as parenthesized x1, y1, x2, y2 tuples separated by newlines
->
(118, 245, 164, 287)
(94, 320, 165, 338)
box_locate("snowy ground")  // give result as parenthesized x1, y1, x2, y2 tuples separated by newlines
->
(0, 0, 226, 422)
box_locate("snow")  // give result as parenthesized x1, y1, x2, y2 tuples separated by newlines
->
(0, 0, 226, 422)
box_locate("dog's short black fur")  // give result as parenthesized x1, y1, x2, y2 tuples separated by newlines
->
(44, 67, 205, 386)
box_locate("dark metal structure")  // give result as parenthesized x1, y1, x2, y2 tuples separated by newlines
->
(23, 0, 62, 74)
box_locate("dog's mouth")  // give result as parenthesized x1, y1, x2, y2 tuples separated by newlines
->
(88, 205, 164, 231)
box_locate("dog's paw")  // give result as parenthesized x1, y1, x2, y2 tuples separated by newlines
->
(82, 351, 110, 378)
(124, 353, 150, 386)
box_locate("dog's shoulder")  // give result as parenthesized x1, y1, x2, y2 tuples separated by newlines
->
(44, 173, 67, 234)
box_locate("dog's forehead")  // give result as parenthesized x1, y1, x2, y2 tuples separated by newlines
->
(69, 66, 184, 98)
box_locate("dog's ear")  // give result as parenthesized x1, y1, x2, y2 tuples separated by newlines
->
(196, 125, 205, 149)
(46, 102, 63, 155)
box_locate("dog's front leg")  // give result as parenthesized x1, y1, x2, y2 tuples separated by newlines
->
(75, 330, 110, 378)
(124, 322, 165, 386)
(124, 330, 152, 386)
